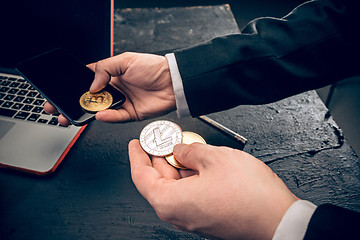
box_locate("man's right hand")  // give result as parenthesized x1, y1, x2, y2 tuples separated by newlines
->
(129, 140, 298, 239)
(44, 52, 176, 126)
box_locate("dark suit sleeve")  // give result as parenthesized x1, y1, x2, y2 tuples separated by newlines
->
(173, 0, 360, 117)
(304, 204, 360, 240)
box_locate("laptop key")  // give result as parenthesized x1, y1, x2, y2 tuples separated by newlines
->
(23, 98, 34, 104)
(4, 94, 15, 101)
(14, 96, 25, 102)
(9, 82, 20, 88)
(18, 90, 28, 95)
(0, 81, 11, 86)
(2, 101, 14, 108)
(28, 114, 40, 122)
(0, 108, 17, 117)
(48, 117, 58, 125)
(12, 103, 23, 110)
(14, 111, 30, 120)
(34, 99, 44, 106)
(36, 93, 44, 99)
(19, 83, 30, 89)
(37, 118, 48, 124)
(32, 106, 43, 113)
(0, 87, 10, 92)
(8, 88, 19, 94)
(22, 105, 33, 112)
(27, 91, 38, 97)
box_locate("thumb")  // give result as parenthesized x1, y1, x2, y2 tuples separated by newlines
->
(89, 54, 127, 93)
(173, 143, 208, 171)
(89, 63, 112, 93)
(86, 62, 96, 72)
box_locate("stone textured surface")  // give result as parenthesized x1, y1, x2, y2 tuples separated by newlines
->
(114, 5, 240, 54)
(208, 91, 360, 211)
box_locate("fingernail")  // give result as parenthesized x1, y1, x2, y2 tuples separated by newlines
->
(89, 82, 96, 93)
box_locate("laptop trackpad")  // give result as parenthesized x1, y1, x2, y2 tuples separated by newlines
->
(0, 120, 15, 139)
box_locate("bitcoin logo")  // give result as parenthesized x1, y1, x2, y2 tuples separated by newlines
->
(79, 90, 113, 112)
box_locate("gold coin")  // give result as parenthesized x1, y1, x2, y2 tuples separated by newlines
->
(165, 131, 206, 169)
(79, 90, 113, 112)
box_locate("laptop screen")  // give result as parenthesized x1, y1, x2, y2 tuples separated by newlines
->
(0, 1, 113, 72)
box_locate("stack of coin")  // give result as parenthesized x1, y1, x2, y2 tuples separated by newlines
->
(139, 120, 206, 169)
(165, 131, 206, 169)
(79, 90, 113, 112)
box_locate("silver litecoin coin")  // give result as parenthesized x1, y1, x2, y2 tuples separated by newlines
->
(139, 120, 183, 157)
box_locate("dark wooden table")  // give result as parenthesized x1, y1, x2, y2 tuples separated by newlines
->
(1, 5, 359, 240)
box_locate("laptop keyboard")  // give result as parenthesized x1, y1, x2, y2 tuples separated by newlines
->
(0, 73, 64, 127)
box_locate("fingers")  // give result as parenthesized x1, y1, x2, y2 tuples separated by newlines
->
(151, 156, 181, 180)
(179, 169, 198, 178)
(129, 139, 183, 202)
(43, 102, 58, 114)
(44, 102, 71, 126)
(86, 62, 96, 72)
(57, 115, 71, 126)
(89, 54, 129, 93)
(129, 140, 179, 197)
(128, 139, 152, 170)
(90, 70, 110, 93)
(129, 139, 180, 180)
(173, 143, 209, 171)
(95, 108, 133, 123)
(128, 139, 158, 198)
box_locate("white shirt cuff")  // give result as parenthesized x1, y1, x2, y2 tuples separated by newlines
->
(165, 53, 191, 118)
(272, 200, 317, 240)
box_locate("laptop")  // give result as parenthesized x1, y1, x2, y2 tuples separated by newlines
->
(0, 0, 114, 175)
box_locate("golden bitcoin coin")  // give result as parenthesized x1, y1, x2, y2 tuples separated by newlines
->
(165, 131, 206, 169)
(79, 90, 113, 112)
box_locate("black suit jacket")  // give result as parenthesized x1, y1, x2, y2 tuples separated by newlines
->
(173, 0, 360, 117)
(173, 0, 360, 238)
(304, 204, 360, 239)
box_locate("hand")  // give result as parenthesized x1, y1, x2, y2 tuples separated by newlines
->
(44, 52, 176, 126)
(129, 140, 297, 240)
